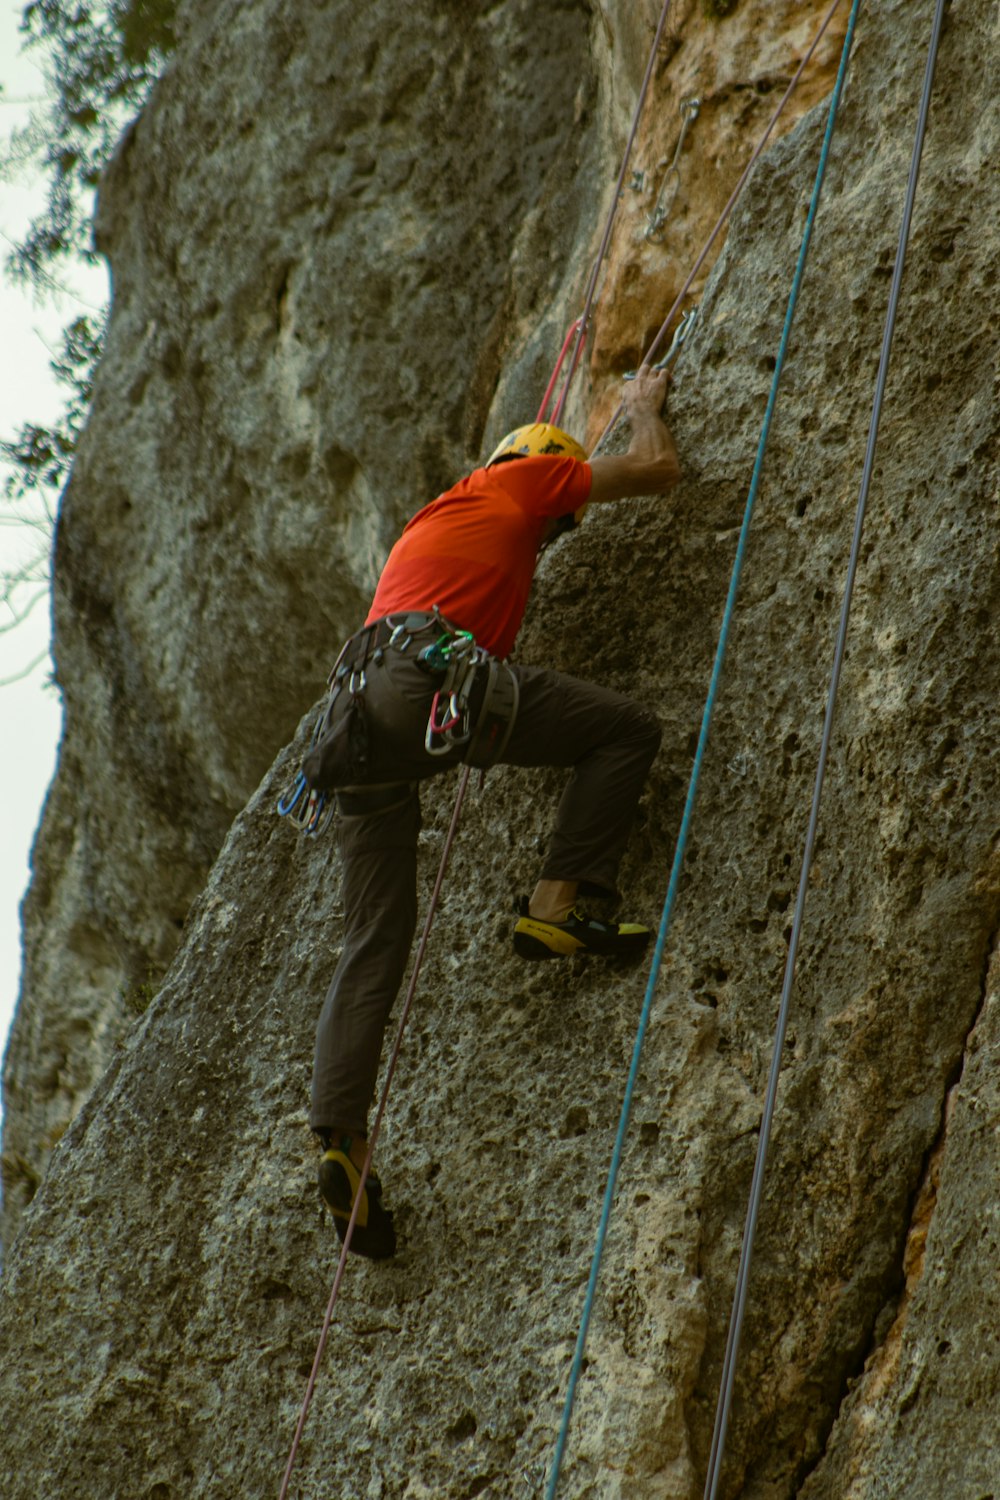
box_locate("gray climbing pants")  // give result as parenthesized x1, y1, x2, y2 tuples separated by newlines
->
(310, 648, 661, 1135)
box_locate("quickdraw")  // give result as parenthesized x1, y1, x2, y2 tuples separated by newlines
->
(623, 305, 698, 380)
(644, 96, 701, 243)
(418, 627, 483, 756)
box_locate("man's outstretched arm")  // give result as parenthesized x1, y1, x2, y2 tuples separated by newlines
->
(582, 366, 681, 512)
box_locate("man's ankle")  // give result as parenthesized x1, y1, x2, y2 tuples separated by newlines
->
(528, 878, 578, 925)
(317, 1126, 369, 1171)
(528, 901, 572, 923)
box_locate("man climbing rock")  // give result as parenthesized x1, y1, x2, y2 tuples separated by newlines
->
(304, 367, 679, 1257)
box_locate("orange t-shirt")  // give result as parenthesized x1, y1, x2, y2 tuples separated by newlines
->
(366, 455, 591, 657)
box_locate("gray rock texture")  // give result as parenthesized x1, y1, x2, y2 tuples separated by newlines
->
(2, 0, 603, 1239)
(3, 0, 1000, 1497)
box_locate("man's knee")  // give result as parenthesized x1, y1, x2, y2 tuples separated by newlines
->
(621, 699, 662, 761)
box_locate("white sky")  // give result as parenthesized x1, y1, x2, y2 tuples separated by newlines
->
(0, 8, 109, 1118)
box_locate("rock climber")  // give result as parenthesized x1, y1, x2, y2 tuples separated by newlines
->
(306, 366, 680, 1258)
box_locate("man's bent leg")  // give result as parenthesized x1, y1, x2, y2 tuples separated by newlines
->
(501, 667, 660, 959)
(310, 784, 420, 1137)
(504, 666, 661, 896)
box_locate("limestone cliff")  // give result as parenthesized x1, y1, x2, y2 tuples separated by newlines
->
(3, 0, 999, 1496)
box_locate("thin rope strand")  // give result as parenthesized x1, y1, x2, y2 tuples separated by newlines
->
(537, 317, 584, 424)
(590, 0, 844, 459)
(279, 767, 472, 1499)
(545, 0, 675, 427)
(545, 3, 858, 1492)
(702, 3, 946, 1493)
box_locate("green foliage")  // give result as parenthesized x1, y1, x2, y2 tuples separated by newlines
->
(0, 3, 175, 559)
(10, 1, 177, 279)
(1, 312, 106, 501)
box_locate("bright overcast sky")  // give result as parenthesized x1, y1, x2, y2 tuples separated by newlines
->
(0, 7, 109, 1113)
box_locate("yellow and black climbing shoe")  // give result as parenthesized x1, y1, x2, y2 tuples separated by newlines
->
(318, 1141, 397, 1260)
(513, 904, 651, 961)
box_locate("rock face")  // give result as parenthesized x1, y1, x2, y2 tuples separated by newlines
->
(2, 0, 605, 1241)
(3, 0, 999, 1497)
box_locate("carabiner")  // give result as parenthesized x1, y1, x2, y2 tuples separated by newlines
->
(651, 305, 698, 370)
(305, 789, 335, 837)
(645, 96, 700, 243)
(425, 691, 466, 754)
(277, 771, 308, 817)
(623, 306, 698, 381)
(429, 690, 461, 735)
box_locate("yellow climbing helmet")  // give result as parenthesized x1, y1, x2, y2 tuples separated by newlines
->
(486, 422, 588, 466)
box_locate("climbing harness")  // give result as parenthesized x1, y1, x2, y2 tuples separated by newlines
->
(644, 95, 701, 242)
(464, 654, 520, 770)
(703, 4, 946, 1495)
(546, 0, 862, 1493)
(623, 305, 697, 380)
(276, 610, 519, 836)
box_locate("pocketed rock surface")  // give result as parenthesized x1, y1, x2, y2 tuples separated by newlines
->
(2, 1, 999, 1497)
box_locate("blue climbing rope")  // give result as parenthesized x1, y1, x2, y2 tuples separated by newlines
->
(702, 2, 946, 1494)
(544, 2, 863, 1492)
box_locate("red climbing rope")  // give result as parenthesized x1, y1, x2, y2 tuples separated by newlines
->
(536, 316, 584, 423)
(278, 767, 473, 1500)
(538, 0, 676, 428)
(590, 0, 845, 457)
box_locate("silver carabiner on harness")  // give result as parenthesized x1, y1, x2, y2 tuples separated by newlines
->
(425, 690, 464, 754)
(424, 647, 481, 755)
(277, 774, 335, 836)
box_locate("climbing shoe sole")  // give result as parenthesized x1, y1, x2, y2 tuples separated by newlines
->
(318, 1148, 397, 1260)
(513, 910, 651, 961)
